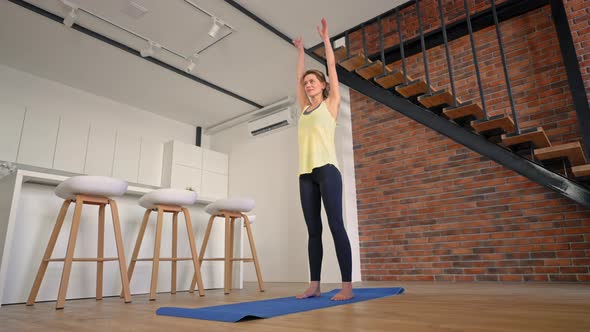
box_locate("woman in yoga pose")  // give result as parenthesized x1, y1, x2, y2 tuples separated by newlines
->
(293, 18, 353, 301)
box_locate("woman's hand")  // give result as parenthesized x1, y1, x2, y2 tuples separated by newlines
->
(317, 18, 329, 42)
(293, 37, 304, 53)
(294, 36, 308, 111)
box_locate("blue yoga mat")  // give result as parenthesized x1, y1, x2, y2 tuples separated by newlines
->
(156, 287, 404, 322)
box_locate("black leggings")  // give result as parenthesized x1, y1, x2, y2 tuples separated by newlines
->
(299, 164, 352, 282)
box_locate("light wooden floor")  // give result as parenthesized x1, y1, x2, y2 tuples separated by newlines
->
(1, 281, 589, 332)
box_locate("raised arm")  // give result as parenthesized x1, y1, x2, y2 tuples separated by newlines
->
(317, 18, 341, 119)
(293, 37, 309, 112)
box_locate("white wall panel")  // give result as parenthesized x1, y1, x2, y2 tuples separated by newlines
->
(0, 105, 25, 162)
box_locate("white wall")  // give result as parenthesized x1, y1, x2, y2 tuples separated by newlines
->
(0, 64, 196, 174)
(211, 86, 361, 284)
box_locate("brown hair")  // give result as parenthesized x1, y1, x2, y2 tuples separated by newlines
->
(302, 69, 330, 100)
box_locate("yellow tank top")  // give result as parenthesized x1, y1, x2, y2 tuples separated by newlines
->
(298, 101, 339, 175)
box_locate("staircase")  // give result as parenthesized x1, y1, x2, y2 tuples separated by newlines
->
(308, 0, 590, 208)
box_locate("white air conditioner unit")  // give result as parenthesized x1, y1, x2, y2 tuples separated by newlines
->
(247, 107, 293, 136)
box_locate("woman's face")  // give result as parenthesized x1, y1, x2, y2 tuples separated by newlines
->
(303, 74, 326, 98)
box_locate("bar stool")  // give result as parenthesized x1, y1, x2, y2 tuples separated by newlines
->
(27, 176, 131, 309)
(126, 189, 205, 300)
(191, 197, 264, 294)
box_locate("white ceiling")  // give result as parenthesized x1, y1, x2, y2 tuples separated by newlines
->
(0, 0, 409, 129)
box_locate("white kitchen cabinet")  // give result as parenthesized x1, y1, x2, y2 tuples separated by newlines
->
(138, 137, 163, 187)
(170, 164, 202, 192)
(173, 140, 202, 169)
(203, 149, 228, 175)
(84, 123, 117, 176)
(161, 140, 228, 202)
(53, 116, 90, 173)
(112, 133, 141, 183)
(162, 140, 202, 190)
(16, 108, 60, 168)
(0, 105, 25, 163)
(201, 170, 228, 200)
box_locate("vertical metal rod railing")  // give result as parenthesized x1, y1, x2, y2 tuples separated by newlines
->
(464, 0, 488, 119)
(492, 0, 520, 133)
(379, 16, 386, 74)
(362, 23, 369, 65)
(437, 0, 457, 106)
(396, 7, 408, 85)
(416, 0, 432, 94)
(345, 31, 350, 58)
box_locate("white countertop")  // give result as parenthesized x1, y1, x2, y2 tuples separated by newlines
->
(1, 163, 216, 204)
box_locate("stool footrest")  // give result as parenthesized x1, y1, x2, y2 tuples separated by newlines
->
(46, 258, 119, 262)
(134, 257, 194, 262)
(201, 258, 254, 262)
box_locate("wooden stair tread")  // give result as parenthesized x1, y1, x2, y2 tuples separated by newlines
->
(312, 46, 325, 57)
(340, 53, 369, 71)
(534, 142, 588, 166)
(396, 79, 428, 97)
(356, 61, 389, 79)
(374, 70, 406, 89)
(313, 46, 348, 62)
(501, 127, 551, 149)
(418, 90, 460, 108)
(443, 102, 484, 120)
(471, 116, 515, 134)
(572, 164, 590, 178)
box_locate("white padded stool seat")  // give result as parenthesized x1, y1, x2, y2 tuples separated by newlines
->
(55, 176, 128, 199)
(205, 197, 255, 215)
(138, 189, 198, 209)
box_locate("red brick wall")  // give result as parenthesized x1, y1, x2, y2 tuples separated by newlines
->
(352, 3, 590, 282)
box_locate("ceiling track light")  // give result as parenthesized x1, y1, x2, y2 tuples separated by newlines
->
(186, 59, 196, 73)
(185, 53, 199, 73)
(208, 17, 222, 38)
(63, 8, 78, 27)
(53, 0, 236, 73)
(61, 0, 79, 28)
(140, 40, 161, 58)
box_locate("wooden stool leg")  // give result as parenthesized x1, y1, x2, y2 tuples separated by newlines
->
(150, 207, 164, 300)
(27, 199, 72, 306)
(125, 209, 151, 295)
(243, 215, 264, 292)
(182, 208, 205, 296)
(171, 212, 178, 294)
(198, 214, 215, 263)
(192, 214, 215, 290)
(96, 204, 105, 300)
(56, 196, 84, 309)
(109, 199, 131, 303)
(224, 214, 231, 294)
(228, 217, 236, 291)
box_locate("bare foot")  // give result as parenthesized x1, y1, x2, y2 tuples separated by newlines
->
(296, 281, 321, 299)
(331, 282, 353, 301)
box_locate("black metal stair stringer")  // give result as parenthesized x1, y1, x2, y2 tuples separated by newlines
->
(328, 63, 590, 208)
